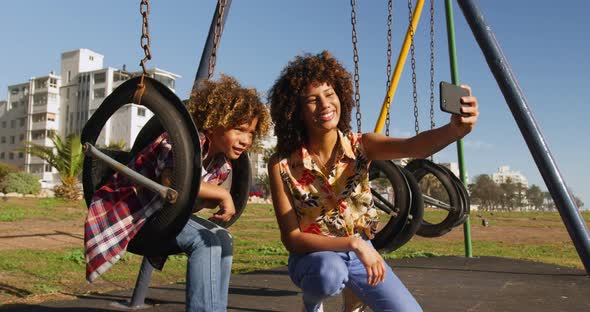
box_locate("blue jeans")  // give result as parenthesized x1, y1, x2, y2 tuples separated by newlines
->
(173, 216, 233, 312)
(288, 241, 422, 312)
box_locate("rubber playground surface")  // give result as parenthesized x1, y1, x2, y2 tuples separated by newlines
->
(1, 256, 588, 312)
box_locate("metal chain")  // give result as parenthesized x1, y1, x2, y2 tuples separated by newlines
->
(385, 0, 393, 136)
(408, 0, 419, 135)
(208, 0, 227, 80)
(351, 0, 362, 133)
(139, 0, 152, 76)
(429, 0, 436, 131)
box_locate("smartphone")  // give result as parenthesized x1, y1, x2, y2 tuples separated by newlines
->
(440, 81, 469, 116)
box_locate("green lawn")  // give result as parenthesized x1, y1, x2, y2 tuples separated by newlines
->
(0, 199, 587, 302)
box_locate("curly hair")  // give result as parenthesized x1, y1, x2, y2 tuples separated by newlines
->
(188, 74, 270, 142)
(269, 51, 354, 157)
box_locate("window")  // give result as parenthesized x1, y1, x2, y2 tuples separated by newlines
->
(47, 113, 56, 121)
(66, 88, 70, 99)
(10, 89, 19, 95)
(19, 152, 24, 159)
(1, 136, 5, 143)
(20, 134, 25, 142)
(45, 164, 52, 171)
(9, 152, 14, 160)
(33, 93, 47, 106)
(19, 118, 25, 127)
(35, 78, 46, 89)
(10, 136, 15, 144)
(33, 113, 46, 123)
(137, 107, 146, 117)
(31, 130, 46, 140)
(49, 78, 57, 88)
(67, 70, 71, 82)
(94, 73, 106, 84)
(11, 102, 19, 109)
(2, 121, 6, 128)
(0, 152, 4, 159)
(10, 120, 15, 128)
(89, 55, 94, 61)
(94, 88, 105, 99)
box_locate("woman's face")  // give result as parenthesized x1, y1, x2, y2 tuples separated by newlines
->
(300, 82, 341, 135)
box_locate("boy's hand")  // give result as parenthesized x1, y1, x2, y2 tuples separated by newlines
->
(450, 84, 479, 138)
(209, 192, 236, 222)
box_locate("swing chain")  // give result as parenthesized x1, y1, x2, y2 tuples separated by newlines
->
(408, 0, 419, 135)
(385, 0, 393, 137)
(429, 0, 436, 131)
(351, 0, 362, 133)
(139, 0, 152, 76)
(208, 0, 227, 80)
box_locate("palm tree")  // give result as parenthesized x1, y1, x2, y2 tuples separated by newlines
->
(21, 133, 84, 200)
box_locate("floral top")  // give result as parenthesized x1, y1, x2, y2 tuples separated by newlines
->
(279, 131, 379, 239)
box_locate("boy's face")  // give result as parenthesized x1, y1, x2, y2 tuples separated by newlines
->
(300, 82, 341, 135)
(207, 118, 259, 160)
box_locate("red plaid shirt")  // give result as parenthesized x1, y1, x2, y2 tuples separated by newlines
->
(84, 132, 231, 282)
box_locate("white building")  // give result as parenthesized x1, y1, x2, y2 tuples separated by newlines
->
(249, 135, 277, 179)
(0, 48, 180, 187)
(492, 165, 528, 187)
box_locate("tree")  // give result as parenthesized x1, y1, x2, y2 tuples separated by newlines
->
(106, 139, 128, 151)
(500, 178, 516, 211)
(469, 174, 501, 211)
(0, 162, 19, 184)
(21, 133, 84, 201)
(0, 172, 41, 194)
(526, 184, 544, 211)
(574, 196, 584, 210)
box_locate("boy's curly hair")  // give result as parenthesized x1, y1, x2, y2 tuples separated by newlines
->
(188, 74, 270, 142)
(269, 51, 354, 157)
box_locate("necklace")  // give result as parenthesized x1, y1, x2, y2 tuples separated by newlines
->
(310, 148, 338, 176)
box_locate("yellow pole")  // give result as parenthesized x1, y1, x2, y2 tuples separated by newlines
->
(374, 0, 426, 133)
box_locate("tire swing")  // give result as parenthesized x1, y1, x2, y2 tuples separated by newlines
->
(405, 159, 463, 237)
(368, 160, 411, 252)
(399, 1, 466, 238)
(81, 76, 202, 256)
(349, 1, 424, 253)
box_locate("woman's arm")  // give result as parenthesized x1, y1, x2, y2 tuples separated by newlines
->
(363, 85, 479, 161)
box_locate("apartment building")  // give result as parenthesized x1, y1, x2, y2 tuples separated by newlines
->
(492, 165, 528, 187)
(0, 49, 180, 187)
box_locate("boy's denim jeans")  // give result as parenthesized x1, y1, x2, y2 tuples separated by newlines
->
(173, 216, 233, 312)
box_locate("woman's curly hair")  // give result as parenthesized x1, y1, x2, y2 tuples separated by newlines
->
(269, 51, 354, 157)
(188, 74, 270, 142)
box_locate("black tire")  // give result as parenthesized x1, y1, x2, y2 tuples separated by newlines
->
(210, 153, 251, 228)
(384, 167, 424, 252)
(405, 159, 462, 238)
(81, 76, 202, 256)
(369, 160, 412, 253)
(437, 165, 470, 227)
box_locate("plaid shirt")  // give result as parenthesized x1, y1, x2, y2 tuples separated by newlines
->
(84, 132, 231, 282)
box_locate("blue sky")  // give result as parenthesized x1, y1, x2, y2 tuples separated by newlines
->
(1, 0, 589, 207)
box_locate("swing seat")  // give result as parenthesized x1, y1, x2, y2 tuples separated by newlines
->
(82, 76, 252, 256)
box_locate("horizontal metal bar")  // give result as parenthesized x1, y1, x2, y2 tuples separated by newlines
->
(422, 194, 456, 212)
(371, 189, 396, 216)
(83, 143, 178, 204)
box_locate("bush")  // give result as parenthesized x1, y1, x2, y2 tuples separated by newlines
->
(0, 162, 19, 183)
(0, 172, 41, 194)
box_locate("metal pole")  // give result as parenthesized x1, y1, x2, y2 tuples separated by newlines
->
(457, 0, 590, 274)
(444, 0, 473, 258)
(128, 1, 234, 307)
(374, 0, 425, 133)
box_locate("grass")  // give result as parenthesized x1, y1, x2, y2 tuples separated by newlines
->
(0, 199, 588, 303)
